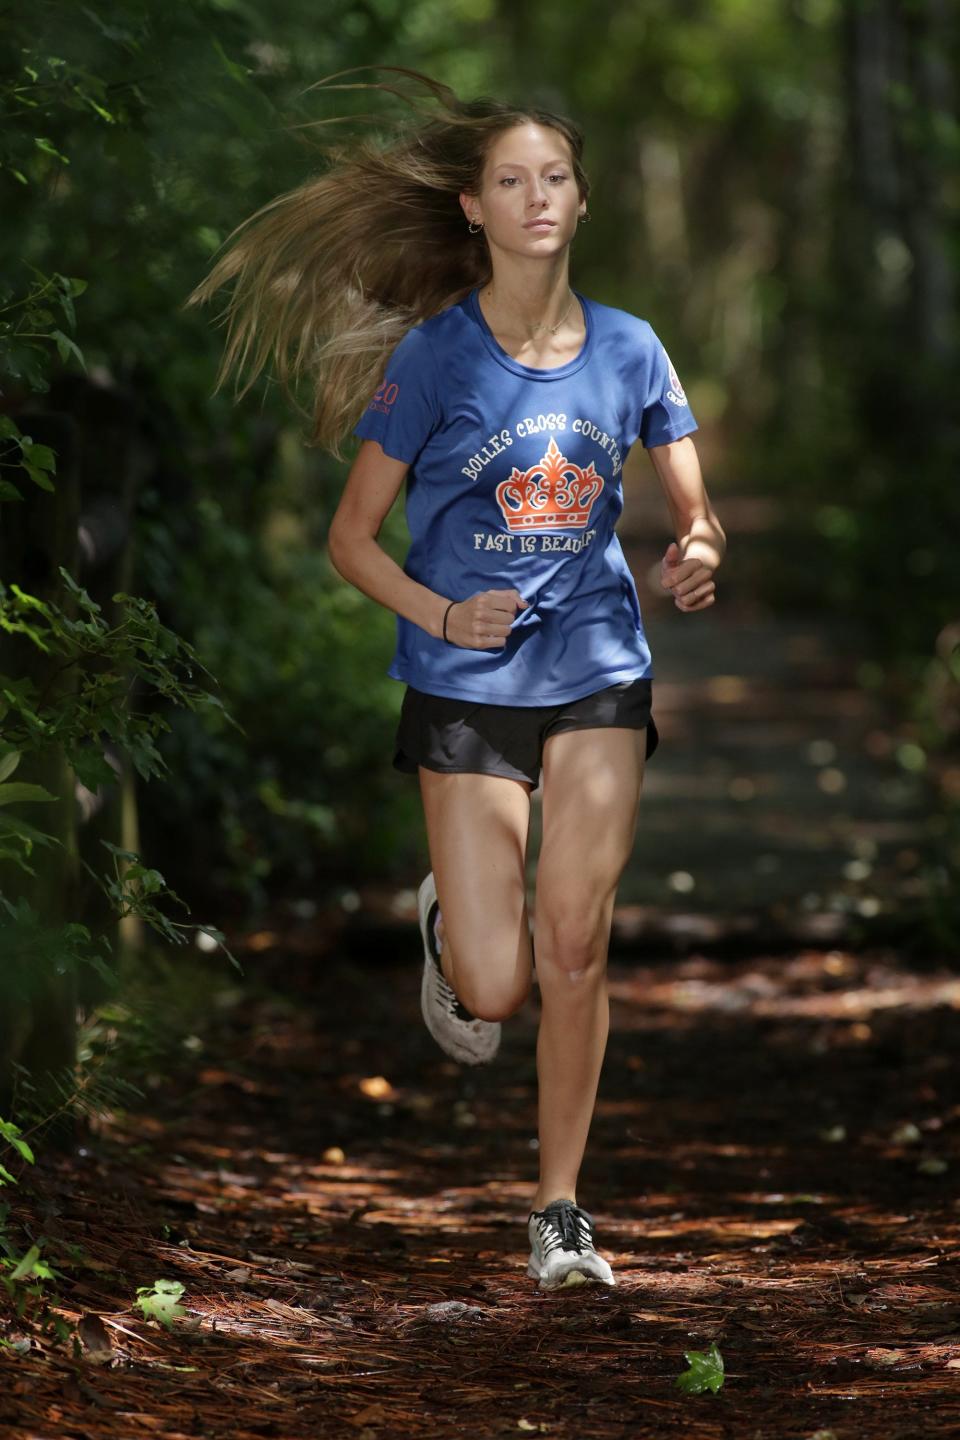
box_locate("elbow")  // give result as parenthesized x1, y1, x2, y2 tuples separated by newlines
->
(327, 523, 353, 580)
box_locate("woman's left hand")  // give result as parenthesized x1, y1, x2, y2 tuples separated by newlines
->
(660, 540, 716, 611)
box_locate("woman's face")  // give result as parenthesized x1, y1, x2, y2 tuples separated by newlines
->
(462, 122, 585, 257)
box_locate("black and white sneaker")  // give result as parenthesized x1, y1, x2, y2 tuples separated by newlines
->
(418, 872, 501, 1067)
(527, 1198, 616, 1290)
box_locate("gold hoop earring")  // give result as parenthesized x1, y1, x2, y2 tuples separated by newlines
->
(468, 218, 484, 234)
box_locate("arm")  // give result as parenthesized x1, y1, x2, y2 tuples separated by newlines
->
(329, 440, 527, 649)
(646, 435, 726, 610)
(328, 439, 450, 640)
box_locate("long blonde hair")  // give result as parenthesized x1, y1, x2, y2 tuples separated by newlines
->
(183, 65, 590, 461)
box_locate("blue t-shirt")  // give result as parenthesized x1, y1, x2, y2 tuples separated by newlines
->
(351, 285, 698, 705)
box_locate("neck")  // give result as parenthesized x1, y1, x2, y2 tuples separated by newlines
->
(480, 269, 576, 335)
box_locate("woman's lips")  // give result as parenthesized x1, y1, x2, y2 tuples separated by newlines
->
(525, 221, 556, 231)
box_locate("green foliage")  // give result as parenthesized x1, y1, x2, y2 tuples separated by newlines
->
(0, 897, 112, 987)
(0, 271, 88, 411)
(86, 841, 240, 970)
(0, 6, 268, 1089)
(0, 753, 59, 872)
(0, 1128, 80, 1351)
(2, 0, 428, 909)
(0, 567, 234, 788)
(134, 1278, 187, 1329)
(0, 1120, 61, 1335)
(675, 1340, 725, 1394)
(0, 557, 242, 962)
(0, 1116, 35, 1186)
(141, 489, 421, 904)
(0, 416, 59, 502)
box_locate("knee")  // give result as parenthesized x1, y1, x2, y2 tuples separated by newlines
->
(534, 908, 609, 981)
(459, 971, 533, 1022)
(448, 933, 534, 1021)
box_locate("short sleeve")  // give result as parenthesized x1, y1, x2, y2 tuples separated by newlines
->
(352, 326, 442, 464)
(638, 324, 699, 449)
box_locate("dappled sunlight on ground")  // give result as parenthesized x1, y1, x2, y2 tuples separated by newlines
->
(8, 933, 960, 1437)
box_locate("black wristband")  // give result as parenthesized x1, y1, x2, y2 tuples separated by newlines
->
(442, 599, 457, 643)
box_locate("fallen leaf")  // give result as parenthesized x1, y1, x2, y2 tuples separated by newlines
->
(675, 1340, 725, 1393)
(79, 1313, 113, 1360)
(349, 1402, 390, 1427)
(864, 1347, 908, 1367)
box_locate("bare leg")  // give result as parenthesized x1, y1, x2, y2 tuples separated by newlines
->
(528, 726, 647, 1210)
(417, 768, 535, 1022)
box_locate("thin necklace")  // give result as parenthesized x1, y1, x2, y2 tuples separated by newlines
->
(482, 285, 576, 337)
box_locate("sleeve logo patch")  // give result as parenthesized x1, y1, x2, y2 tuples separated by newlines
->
(368, 380, 400, 415)
(663, 349, 689, 408)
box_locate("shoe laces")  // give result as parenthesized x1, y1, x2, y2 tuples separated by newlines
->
(531, 1199, 597, 1256)
(436, 967, 475, 1023)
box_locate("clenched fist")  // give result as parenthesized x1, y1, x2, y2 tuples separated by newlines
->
(443, 588, 529, 649)
(660, 541, 716, 612)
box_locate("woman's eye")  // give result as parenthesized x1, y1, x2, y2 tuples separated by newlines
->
(499, 175, 568, 185)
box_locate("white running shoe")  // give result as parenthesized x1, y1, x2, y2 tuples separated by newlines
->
(418, 872, 501, 1067)
(527, 1199, 616, 1290)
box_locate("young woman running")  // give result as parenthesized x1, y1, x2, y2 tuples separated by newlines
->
(187, 67, 725, 1291)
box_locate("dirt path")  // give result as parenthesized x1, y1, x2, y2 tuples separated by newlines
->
(7, 935, 960, 1439)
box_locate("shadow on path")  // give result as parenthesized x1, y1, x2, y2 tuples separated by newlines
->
(8, 934, 960, 1439)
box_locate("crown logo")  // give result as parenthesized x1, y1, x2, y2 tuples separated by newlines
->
(494, 436, 604, 532)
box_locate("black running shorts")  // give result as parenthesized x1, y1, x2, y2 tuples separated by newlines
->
(393, 678, 659, 791)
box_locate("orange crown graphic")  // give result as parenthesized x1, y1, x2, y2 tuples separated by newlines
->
(494, 436, 604, 532)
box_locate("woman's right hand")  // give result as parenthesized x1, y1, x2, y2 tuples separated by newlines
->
(443, 589, 529, 649)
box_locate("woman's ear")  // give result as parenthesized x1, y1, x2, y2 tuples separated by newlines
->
(459, 191, 480, 227)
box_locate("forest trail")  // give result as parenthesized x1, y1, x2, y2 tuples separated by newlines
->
(10, 925, 960, 1439)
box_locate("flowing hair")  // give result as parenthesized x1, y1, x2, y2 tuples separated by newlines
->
(182, 65, 590, 460)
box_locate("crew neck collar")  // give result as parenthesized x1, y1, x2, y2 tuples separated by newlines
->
(466, 285, 594, 379)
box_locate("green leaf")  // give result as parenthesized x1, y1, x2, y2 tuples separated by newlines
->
(9, 1243, 42, 1282)
(0, 751, 21, 783)
(23, 463, 55, 493)
(0, 811, 60, 848)
(135, 1279, 187, 1328)
(675, 1341, 725, 1394)
(0, 782, 58, 807)
(82, 96, 116, 125)
(20, 442, 55, 471)
(50, 329, 85, 369)
(34, 137, 70, 165)
(211, 36, 251, 84)
(71, 749, 118, 791)
(0, 1121, 35, 1165)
